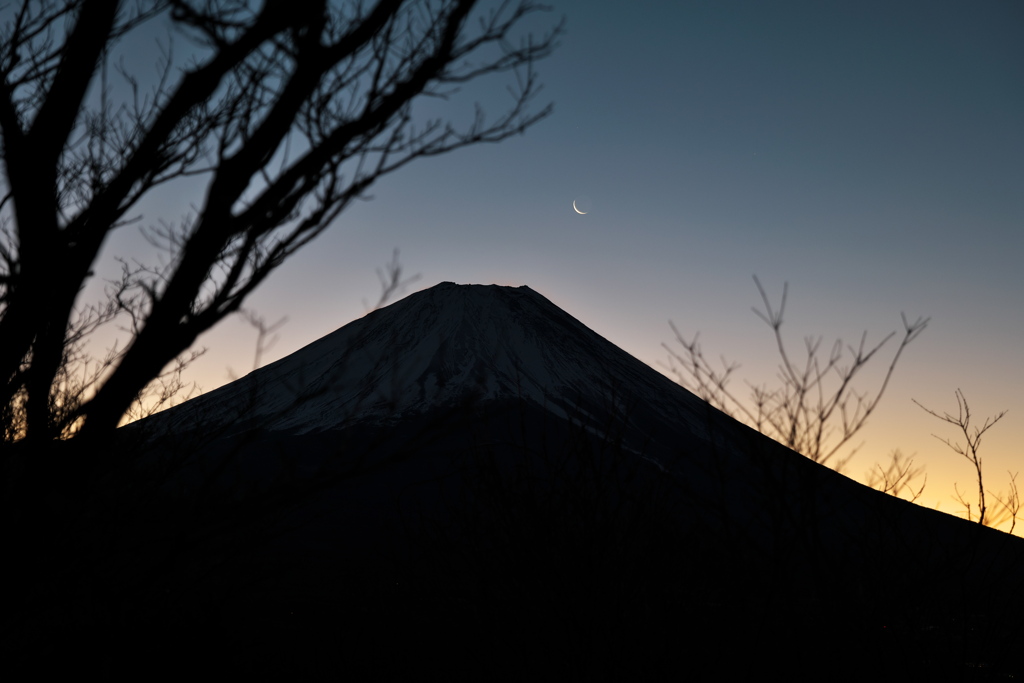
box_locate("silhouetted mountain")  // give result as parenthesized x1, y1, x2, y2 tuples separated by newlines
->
(134, 282, 1002, 544)
(120, 282, 1023, 680)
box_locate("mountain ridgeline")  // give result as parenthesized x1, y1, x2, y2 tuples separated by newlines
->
(113, 282, 1024, 679)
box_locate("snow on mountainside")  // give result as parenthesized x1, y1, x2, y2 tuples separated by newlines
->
(147, 282, 710, 440)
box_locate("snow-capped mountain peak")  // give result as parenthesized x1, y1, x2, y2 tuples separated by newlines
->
(151, 282, 708, 441)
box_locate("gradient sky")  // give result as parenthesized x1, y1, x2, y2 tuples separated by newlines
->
(84, 1, 1023, 528)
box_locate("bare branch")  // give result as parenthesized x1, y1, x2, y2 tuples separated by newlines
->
(914, 389, 1007, 527)
(865, 449, 927, 503)
(988, 471, 1021, 535)
(0, 0, 561, 443)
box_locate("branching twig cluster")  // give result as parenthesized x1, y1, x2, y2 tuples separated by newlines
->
(865, 449, 927, 503)
(915, 389, 1017, 531)
(664, 275, 929, 472)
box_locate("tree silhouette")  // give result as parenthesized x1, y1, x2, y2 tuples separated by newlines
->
(664, 276, 928, 471)
(0, 0, 559, 448)
(915, 389, 1018, 530)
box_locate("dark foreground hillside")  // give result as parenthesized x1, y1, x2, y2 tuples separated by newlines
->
(3, 404, 1023, 682)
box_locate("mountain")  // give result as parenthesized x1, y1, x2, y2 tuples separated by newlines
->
(134, 283, 837, 545)
(135, 283, 972, 540)
(122, 281, 1024, 679)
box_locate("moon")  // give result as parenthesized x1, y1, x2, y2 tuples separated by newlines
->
(572, 200, 587, 215)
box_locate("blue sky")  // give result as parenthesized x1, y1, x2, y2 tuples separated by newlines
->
(86, 0, 1023, 524)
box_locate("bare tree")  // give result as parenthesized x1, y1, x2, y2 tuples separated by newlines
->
(914, 389, 1018, 530)
(664, 276, 929, 471)
(0, 0, 560, 450)
(992, 471, 1021, 535)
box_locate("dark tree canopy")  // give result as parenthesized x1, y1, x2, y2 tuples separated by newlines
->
(0, 0, 560, 445)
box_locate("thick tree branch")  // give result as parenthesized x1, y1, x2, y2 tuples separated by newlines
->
(0, 0, 559, 440)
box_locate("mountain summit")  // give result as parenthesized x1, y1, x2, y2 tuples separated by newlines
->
(153, 282, 708, 439)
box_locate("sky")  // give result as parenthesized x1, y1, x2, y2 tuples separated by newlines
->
(79, 1, 1022, 527)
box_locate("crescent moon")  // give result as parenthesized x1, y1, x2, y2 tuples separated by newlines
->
(572, 200, 587, 215)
